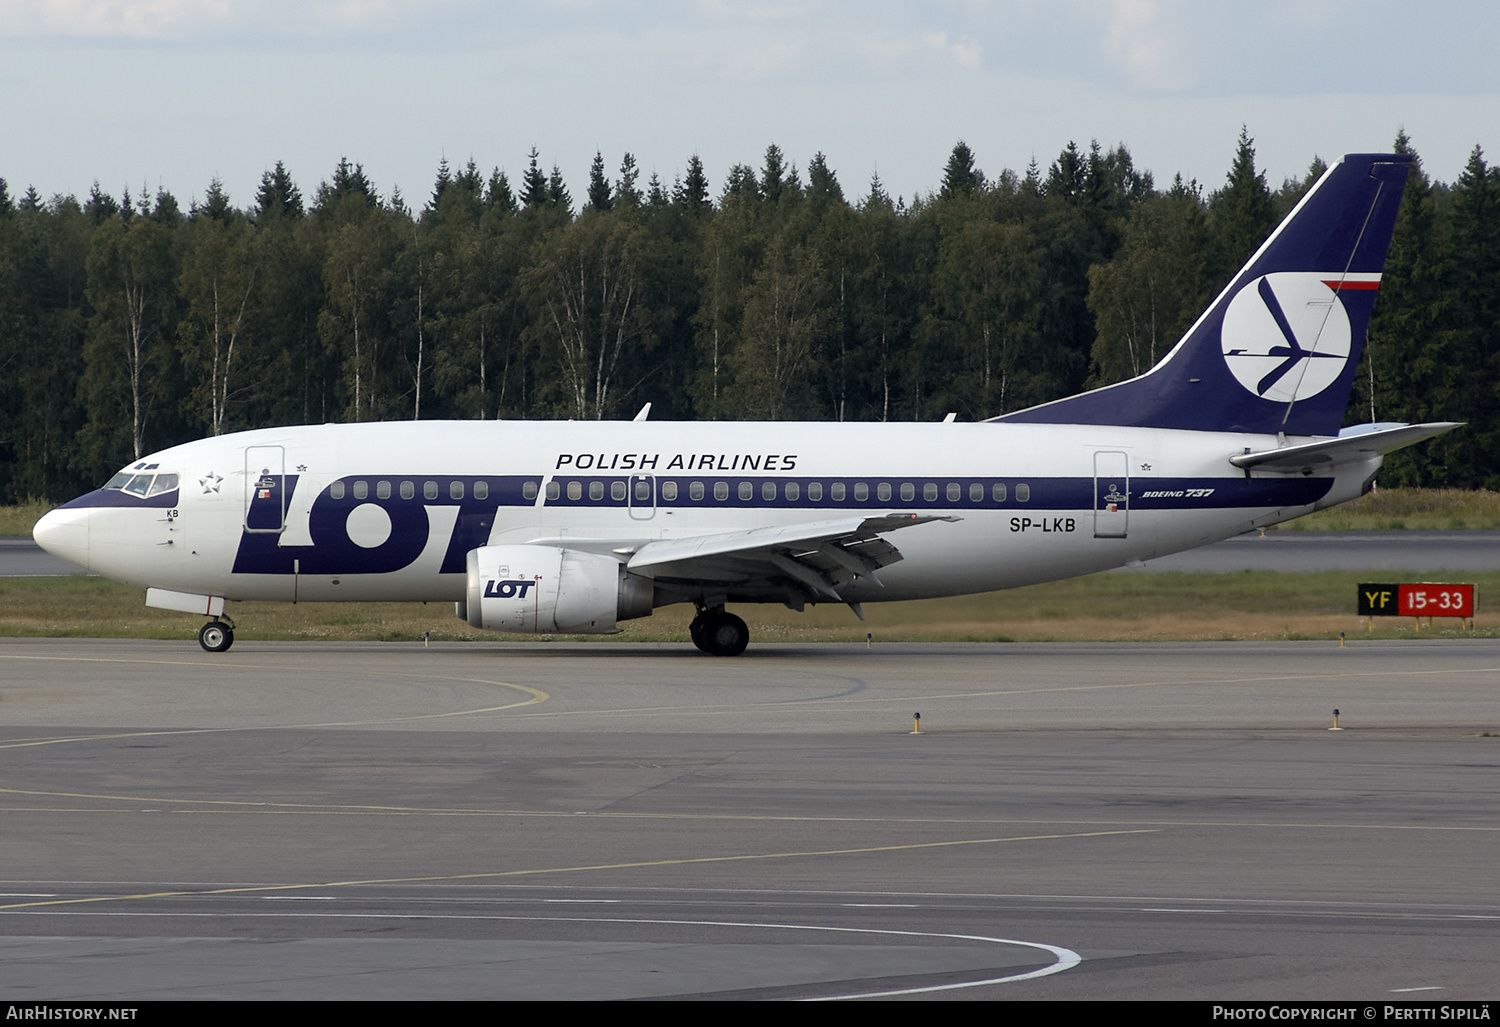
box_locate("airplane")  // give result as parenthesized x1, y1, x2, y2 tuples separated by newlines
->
(33, 152, 1459, 656)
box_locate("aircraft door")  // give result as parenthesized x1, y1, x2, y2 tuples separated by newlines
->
(1094, 451, 1129, 539)
(244, 445, 287, 534)
(627, 474, 656, 521)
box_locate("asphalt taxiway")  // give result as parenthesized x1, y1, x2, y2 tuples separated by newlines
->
(2, 637, 1498, 1000)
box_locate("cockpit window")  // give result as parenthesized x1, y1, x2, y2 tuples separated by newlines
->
(103, 469, 179, 496)
(146, 474, 179, 497)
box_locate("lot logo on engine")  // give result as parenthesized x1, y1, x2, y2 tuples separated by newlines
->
(484, 579, 535, 599)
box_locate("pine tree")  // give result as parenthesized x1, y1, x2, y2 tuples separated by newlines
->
(546, 164, 572, 212)
(762, 144, 788, 206)
(254, 161, 303, 222)
(1211, 128, 1273, 276)
(675, 154, 710, 217)
(197, 177, 233, 222)
(615, 153, 642, 210)
(807, 153, 844, 215)
(485, 168, 517, 214)
(646, 172, 668, 210)
(587, 151, 613, 212)
(428, 157, 452, 215)
(85, 182, 120, 223)
(521, 148, 548, 208)
(1444, 145, 1500, 486)
(1045, 142, 1085, 203)
(940, 141, 983, 199)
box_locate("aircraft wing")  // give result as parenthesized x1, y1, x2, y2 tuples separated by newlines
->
(1228, 422, 1462, 473)
(625, 513, 958, 602)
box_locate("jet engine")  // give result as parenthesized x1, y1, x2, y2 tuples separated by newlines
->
(460, 544, 654, 634)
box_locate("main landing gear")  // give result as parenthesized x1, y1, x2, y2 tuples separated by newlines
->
(689, 606, 750, 657)
(198, 617, 235, 653)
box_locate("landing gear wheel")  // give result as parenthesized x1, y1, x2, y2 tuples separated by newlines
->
(199, 621, 234, 653)
(701, 611, 749, 657)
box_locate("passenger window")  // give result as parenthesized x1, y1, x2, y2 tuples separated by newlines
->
(948, 483, 961, 502)
(900, 483, 915, 502)
(611, 480, 626, 501)
(714, 482, 729, 501)
(877, 483, 892, 502)
(690, 481, 705, 501)
(547, 481, 561, 501)
(567, 481, 582, 500)
(853, 483, 867, 502)
(762, 481, 776, 501)
(785, 482, 800, 501)
(590, 481, 605, 500)
(970, 483, 983, 503)
(424, 481, 438, 500)
(993, 483, 1007, 502)
(147, 474, 179, 497)
(477, 481, 491, 500)
(635, 479, 651, 501)
(520, 481, 534, 501)
(450, 480, 465, 500)
(354, 481, 369, 500)
(330, 481, 346, 500)
(661, 481, 678, 501)
(738, 482, 753, 501)
(400, 481, 414, 500)
(375, 480, 390, 500)
(807, 482, 822, 502)
(1017, 483, 1031, 502)
(832, 482, 847, 501)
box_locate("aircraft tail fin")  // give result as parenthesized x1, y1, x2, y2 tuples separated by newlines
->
(997, 152, 1412, 437)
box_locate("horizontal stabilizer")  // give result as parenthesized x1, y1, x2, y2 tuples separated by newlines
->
(1228, 422, 1462, 473)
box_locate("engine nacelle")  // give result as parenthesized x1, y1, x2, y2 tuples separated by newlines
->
(461, 544, 654, 634)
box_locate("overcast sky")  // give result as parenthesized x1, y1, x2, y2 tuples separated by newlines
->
(5, 1, 1498, 211)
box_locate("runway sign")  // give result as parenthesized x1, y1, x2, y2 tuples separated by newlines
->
(1358, 583, 1475, 619)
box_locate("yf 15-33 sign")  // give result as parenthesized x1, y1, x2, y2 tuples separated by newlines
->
(1358, 583, 1475, 619)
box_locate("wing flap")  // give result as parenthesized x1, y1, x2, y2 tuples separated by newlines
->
(627, 513, 958, 601)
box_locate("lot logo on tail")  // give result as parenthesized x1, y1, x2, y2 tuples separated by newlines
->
(1220, 273, 1353, 403)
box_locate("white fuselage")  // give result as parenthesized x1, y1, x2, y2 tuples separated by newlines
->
(38, 419, 1373, 611)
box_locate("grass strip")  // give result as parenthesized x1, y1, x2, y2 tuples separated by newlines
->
(4, 570, 1493, 645)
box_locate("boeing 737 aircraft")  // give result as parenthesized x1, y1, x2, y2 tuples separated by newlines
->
(33, 152, 1458, 655)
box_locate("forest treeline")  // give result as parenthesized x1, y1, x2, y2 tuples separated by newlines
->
(1, 130, 1497, 502)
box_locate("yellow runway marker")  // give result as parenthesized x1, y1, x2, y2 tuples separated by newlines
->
(0, 828, 1157, 912)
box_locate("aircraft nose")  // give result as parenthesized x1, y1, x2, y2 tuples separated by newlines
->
(33, 506, 90, 571)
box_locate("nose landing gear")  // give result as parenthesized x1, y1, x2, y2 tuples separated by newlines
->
(689, 606, 749, 656)
(198, 617, 235, 653)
